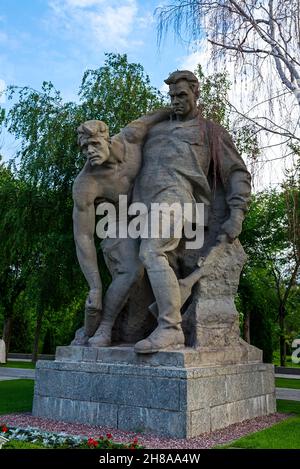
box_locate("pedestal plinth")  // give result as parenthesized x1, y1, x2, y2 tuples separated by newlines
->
(33, 343, 276, 438)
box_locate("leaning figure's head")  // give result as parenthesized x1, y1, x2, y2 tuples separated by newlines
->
(77, 120, 110, 167)
(165, 70, 199, 119)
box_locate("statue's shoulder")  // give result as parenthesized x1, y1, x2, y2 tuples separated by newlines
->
(200, 117, 233, 145)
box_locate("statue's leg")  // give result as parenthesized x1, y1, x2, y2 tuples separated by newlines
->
(134, 236, 185, 354)
(88, 238, 143, 347)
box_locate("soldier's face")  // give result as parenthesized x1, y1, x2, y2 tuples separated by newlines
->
(169, 80, 197, 119)
(81, 135, 110, 167)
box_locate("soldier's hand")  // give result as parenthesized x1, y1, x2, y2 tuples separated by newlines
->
(85, 288, 102, 312)
(220, 216, 243, 242)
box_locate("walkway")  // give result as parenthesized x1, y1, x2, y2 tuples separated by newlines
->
(0, 367, 35, 381)
(275, 388, 300, 401)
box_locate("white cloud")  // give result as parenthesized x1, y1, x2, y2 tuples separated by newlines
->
(47, 0, 142, 50)
(66, 0, 104, 7)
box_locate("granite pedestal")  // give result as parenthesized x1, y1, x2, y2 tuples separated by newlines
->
(32, 342, 276, 438)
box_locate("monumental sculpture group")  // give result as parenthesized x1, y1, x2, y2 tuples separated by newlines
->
(33, 71, 276, 437)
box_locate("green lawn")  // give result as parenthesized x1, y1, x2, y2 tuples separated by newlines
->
(0, 361, 36, 369)
(0, 379, 34, 414)
(221, 417, 300, 449)
(273, 352, 300, 368)
(275, 378, 300, 389)
(3, 440, 46, 449)
(220, 400, 300, 449)
(277, 399, 300, 414)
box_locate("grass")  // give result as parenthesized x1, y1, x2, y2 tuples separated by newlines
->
(277, 399, 300, 414)
(220, 400, 300, 449)
(275, 378, 300, 389)
(273, 352, 300, 368)
(0, 361, 36, 369)
(0, 379, 34, 415)
(221, 417, 300, 449)
(3, 440, 46, 449)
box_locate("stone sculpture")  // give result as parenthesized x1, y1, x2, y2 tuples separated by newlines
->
(72, 70, 251, 353)
(33, 71, 276, 437)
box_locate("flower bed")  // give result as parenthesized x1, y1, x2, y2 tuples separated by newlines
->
(0, 424, 141, 449)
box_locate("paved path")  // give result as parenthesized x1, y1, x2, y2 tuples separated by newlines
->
(275, 388, 300, 401)
(276, 373, 300, 379)
(0, 368, 35, 381)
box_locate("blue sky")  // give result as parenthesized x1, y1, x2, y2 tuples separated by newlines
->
(0, 0, 197, 103)
(0, 1, 292, 186)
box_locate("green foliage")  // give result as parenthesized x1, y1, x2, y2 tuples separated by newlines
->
(0, 379, 34, 414)
(4, 440, 47, 449)
(195, 64, 230, 127)
(195, 65, 260, 160)
(79, 52, 164, 135)
(220, 417, 300, 449)
(6, 53, 163, 192)
(1, 53, 164, 355)
(275, 378, 300, 389)
(216, 401, 300, 449)
(273, 351, 300, 368)
(277, 399, 300, 415)
(238, 187, 300, 363)
(238, 267, 276, 362)
(0, 361, 35, 369)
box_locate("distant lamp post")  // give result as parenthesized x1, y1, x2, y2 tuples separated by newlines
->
(0, 339, 5, 364)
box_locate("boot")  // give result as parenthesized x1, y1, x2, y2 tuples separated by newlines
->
(70, 327, 89, 346)
(84, 309, 101, 337)
(134, 325, 184, 354)
(134, 268, 184, 354)
(88, 320, 112, 347)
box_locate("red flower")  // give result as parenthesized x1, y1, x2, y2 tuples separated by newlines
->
(133, 437, 138, 445)
(106, 433, 112, 439)
(87, 437, 98, 448)
(99, 435, 104, 440)
(1, 425, 8, 433)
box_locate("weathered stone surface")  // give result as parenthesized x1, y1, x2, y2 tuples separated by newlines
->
(33, 350, 276, 438)
(211, 403, 229, 431)
(32, 395, 118, 427)
(117, 406, 188, 438)
(188, 408, 211, 437)
(55, 342, 262, 368)
(185, 375, 227, 410)
(226, 371, 264, 401)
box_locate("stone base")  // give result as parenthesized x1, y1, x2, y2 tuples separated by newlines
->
(32, 345, 276, 438)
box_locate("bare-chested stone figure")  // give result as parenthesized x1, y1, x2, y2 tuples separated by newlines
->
(72, 110, 170, 346)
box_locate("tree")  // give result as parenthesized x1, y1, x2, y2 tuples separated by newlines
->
(156, 1, 300, 162)
(240, 187, 300, 365)
(195, 64, 260, 163)
(2, 53, 164, 359)
(0, 165, 36, 356)
(238, 266, 277, 363)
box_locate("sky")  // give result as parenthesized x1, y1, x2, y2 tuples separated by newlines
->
(0, 0, 195, 101)
(0, 0, 296, 186)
